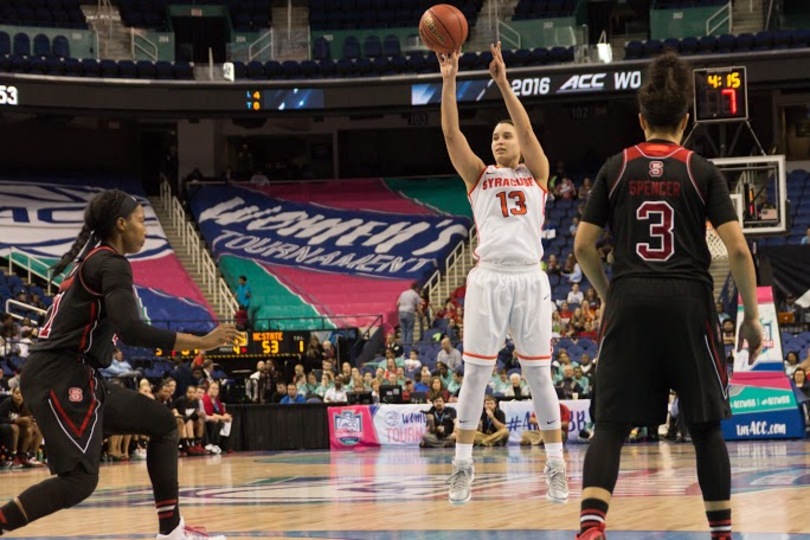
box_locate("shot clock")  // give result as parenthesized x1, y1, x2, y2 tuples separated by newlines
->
(693, 66, 748, 122)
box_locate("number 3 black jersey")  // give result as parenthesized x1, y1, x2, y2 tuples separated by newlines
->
(32, 245, 176, 369)
(581, 140, 738, 286)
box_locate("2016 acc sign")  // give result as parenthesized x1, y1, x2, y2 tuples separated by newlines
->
(511, 69, 643, 97)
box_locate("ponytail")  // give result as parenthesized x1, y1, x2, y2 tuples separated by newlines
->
(50, 189, 137, 281)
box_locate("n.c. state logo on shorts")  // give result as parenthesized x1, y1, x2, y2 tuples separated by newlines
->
(68, 387, 83, 402)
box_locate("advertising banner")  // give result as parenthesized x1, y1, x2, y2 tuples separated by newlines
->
(732, 287, 784, 372)
(722, 372, 805, 440)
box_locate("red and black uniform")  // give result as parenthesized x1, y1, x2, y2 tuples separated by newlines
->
(5, 245, 182, 535)
(582, 140, 738, 425)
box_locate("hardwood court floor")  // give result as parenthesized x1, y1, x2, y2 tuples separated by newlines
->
(2, 441, 810, 539)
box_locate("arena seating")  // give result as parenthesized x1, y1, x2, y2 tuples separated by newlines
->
(512, 0, 578, 21)
(0, 0, 87, 29)
(309, 0, 484, 31)
(624, 29, 810, 59)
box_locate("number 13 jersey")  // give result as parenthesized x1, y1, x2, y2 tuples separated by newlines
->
(581, 140, 738, 286)
(467, 164, 548, 267)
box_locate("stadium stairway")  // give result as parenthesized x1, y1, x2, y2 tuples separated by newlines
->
(81, 2, 133, 61)
(732, 1, 764, 35)
(270, 2, 310, 62)
(148, 195, 233, 321)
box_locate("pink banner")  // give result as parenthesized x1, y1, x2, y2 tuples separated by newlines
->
(328, 405, 380, 449)
(131, 256, 214, 317)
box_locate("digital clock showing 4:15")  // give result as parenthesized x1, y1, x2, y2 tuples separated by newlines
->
(693, 67, 748, 123)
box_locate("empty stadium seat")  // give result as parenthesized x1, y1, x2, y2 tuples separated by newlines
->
(13, 32, 30, 56)
(343, 36, 361, 59)
(51, 34, 69, 57)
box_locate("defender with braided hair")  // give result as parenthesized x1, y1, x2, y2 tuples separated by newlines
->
(573, 51, 764, 540)
(0, 189, 239, 540)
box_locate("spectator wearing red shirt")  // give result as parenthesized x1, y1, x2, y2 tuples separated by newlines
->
(202, 382, 232, 454)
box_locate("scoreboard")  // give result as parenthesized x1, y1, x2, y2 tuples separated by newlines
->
(155, 330, 310, 360)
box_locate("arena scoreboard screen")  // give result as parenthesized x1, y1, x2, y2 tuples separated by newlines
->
(693, 66, 749, 122)
(155, 330, 310, 360)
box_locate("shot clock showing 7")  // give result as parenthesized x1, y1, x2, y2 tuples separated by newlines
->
(693, 66, 748, 122)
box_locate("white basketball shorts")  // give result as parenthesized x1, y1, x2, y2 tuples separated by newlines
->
(461, 262, 553, 367)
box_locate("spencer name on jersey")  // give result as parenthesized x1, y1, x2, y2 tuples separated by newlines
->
(469, 164, 547, 267)
(581, 140, 738, 285)
(480, 176, 536, 190)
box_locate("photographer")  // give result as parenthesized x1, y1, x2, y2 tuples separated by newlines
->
(420, 396, 457, 448)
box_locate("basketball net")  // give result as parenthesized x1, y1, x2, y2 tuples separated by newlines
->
(705, 221, 728, 260)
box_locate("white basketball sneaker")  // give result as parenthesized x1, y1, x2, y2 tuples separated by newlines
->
(156, 518, 226, 540)
(544, 458, 570, 503)
(447, 458, 475, 505)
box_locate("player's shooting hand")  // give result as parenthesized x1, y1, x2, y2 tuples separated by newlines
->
(201, 323, 240, 351)
(489, 41, 508, 86)
(739, 318, 764, 365)
(438, 49, 460, 79)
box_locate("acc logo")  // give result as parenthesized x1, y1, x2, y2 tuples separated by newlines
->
(649, 160, 664, 177)
(68, 387, 83, 402)
(558, 73, 606, 92)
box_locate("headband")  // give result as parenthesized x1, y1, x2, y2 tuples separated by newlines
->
(116, 195, 140, 220)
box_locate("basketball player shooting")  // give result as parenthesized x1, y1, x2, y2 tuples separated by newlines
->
(0, 190, 240, 540)
(438, 42, 569, 505)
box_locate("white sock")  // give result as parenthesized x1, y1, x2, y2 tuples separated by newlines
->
(545, 442, 563, 461)
(455, 443, 473, 462)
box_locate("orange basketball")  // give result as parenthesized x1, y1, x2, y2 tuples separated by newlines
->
(418, 4, 468, 55)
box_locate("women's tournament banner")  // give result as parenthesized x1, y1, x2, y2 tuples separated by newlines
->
(328, 401, 592, 449)
(190, 184, 471, 282)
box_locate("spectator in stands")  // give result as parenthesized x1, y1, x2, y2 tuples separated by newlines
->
(520, 405, 570, 446)
(546, 254, 562, 276)
(202, 382, 231, 454)
(0, 387, 45, 468)
(785, 352, 801, 377)
(550, 160, 568, 191)
(139, 379, 154, 398)
(428, 376, 451, 403)
(578, 177, 593, 201)
(362, 372, 374, 390)
(780, 293, 805, 323)
(315, 373, 333, 398)
(558, 301, 572, 324)
(395, 366, 407, 386)
(15, 330, 32, 359)
(322, 340, 336, 362)
(489, 368, 510, 395)
(303, 372, 319, 396)
(570, 308, 587, 336)
(445, 318, 460, 341)
(370, 379, 382, 403)
(585, 288, 601, 310)
(322, 359, 336, 375)
(417, 290, 432, 337)
(802, 226, 810, 245)
(551, 312, 564, 338)
(173, 385, 205, 456)
(566, 253, 583, 283)
(715, 302, 731, 323)
(324, 376, 348, 403)
(567, 283, 584, 307)
(420, 395, 457, 448)
(6, 370, 19, 392)
(504, 373, 530, 398)
(474, 395, 509, 447)
(437, 337, 462, 372)
(100, 348, 141, 382)
(579, 300, 596, 323)
(281, 382, 306, 404)
(555, 366, 584, 400)
(579, 321, 599, 340)
(451, 279, 466, 305)
(234, 305, 249, 331)
(569, 217, 580, 237)
(246, 361, 267, 403)
(793, 368, 810, 399)
(397, 282, 422, 346)
(170, 357, 197, 399)
(404, 349, 422, 373)
(721, 320, 736, 345)
(436, 361, 454, 389)
(236, 276, 252, 309)
(268, 381, 286, 404)
(155, 382, 174, 409)
(384, 333, 404, 359)
(301, 335, 324, 373)
(556, 176, 577, 200)
(414, 372, 429, 393)
(447, 368, 464, 397)
(572, 366, 591, 397)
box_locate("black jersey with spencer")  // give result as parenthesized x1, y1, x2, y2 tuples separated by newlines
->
(581, 140, 738, 286)
(32, 245, 176, 369)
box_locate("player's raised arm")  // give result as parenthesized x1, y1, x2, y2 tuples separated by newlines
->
(439, 50, 486, 189)
(488, 42, 549, 189)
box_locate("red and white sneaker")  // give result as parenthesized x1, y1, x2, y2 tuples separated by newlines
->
(576, 526, 607, 540)
(156, 518, 226, 540)
(23, 457, 46, 468)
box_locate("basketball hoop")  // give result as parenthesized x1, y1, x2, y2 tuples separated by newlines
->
(706, 222, 728, 260)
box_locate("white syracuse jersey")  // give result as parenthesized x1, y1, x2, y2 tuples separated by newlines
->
(467, 163, 547, 266)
